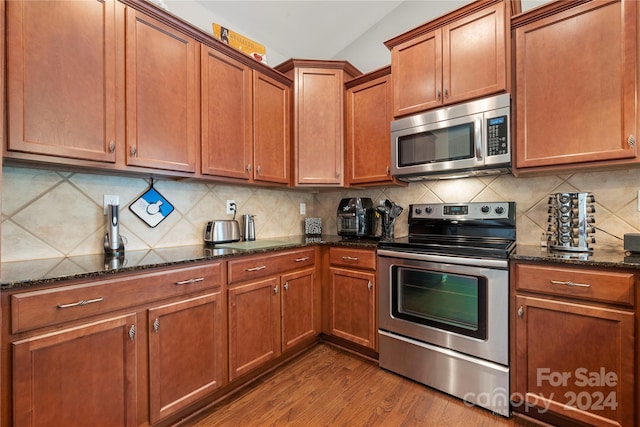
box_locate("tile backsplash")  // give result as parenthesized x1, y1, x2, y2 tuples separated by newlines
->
(2, 165, 639, 262)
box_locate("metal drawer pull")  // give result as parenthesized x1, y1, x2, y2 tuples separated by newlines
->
(342, 256, 359, 261)
(246, 265, 267, 272)
(153, 318, 160, 333)
(550, 280, 591, 288)
(517, 306, 524, 319)
(295, 257, 309, 262)
(57, 296, 104, 309)
(175, 277, 205, 285)
(367, 281, 373, 291)
(129, 325, 136, 341)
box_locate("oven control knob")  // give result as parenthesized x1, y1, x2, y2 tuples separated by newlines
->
(495, 206, 505, 215)
(481, 205, 490, 213)
(415, 207, 422, 215)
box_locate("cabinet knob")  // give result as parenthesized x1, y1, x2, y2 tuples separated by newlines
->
(437, 90, 441, 100)
(130, 145, 137, 157)
(274, 284, 279, 294)
(444, 88, 449, 98)
(108, 140, 115, 153)
(367, 281, 373, 291)
(628, 134, 636, 147)
(129, 325, 136, 341)
(247, 164, 252, 172)
(284, 282, 289, 291)
(386, 166, 390, 175)
(256, 165, 261, 174)
(153, 318, 160, 333)
(517, 306, 524, 319)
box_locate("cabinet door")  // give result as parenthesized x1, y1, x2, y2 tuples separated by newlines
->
(148, 293, 225, 424)
(391, 29, 442, 117)
(514, 0, 637, 169)
(6, 0, 117, 162)
(12, 314, 137, 427)
(125, 8, 197, 172)
(443, 2, 506, 105)
(201, 46, 252, 180)
(346, 72, 394, 185)
(281, 268, 316, 351)
(295, 67, 344, 185)
(228, 277, 280, 381)
(513, 295, 634, 426)
(253, 71, 290, 184)
(328, 267, 376, 350)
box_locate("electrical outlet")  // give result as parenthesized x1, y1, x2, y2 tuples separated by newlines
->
(300, 203, 306, 215)
(226, 200, 236, 215)
(103, 194, 120, 215)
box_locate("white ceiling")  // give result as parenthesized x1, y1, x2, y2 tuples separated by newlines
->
(164, 0, 551, 73)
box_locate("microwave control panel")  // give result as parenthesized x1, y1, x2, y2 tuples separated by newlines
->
(486, 115, 508, 157)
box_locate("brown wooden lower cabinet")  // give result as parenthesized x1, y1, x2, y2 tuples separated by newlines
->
(325, 246, 377, 352)
(228, 265, 317, 381)
(148, 292, 226, 424)
(228, 277, 281, 381)
(511, 261, 636, 426)
(12, 314, 138, 427)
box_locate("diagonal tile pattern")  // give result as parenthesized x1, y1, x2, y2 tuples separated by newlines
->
(2, 165, 639, 262)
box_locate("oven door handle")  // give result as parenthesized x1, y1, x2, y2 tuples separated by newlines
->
(377, 249, 508, 269)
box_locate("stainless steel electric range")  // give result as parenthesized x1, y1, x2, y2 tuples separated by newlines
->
(377, 201, 516, 417)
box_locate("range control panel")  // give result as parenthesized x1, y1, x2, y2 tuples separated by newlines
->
(410, 202, 513, 220)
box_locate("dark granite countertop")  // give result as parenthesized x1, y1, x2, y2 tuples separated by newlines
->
(512, 245, 640, 270)
(1, 235, 380, 290)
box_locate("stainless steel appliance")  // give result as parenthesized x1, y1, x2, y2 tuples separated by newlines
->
(378, 201, 516, 417)
(337, 197, 376, 238)
(391, 94, 511, 180)
(203, 220, 241, 244)
(242, 214, 256, 241)
(546, 192, 596, 252)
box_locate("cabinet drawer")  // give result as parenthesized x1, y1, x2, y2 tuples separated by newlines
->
(514, 263, 634, 306)
(329, 247, 376, 270)
(11, 262, 223, 334)
(228, 248, 315, 285)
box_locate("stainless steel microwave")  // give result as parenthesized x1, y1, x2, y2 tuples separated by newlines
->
(391, 94, 511, 180)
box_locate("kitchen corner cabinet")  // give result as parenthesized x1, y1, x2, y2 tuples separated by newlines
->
(125, 8, 198, 173)
(512, 0, 638, 173)
(227, 248, 318, 381)
(345, 66, 402, 187)
(5, 0, 118, 162)
(275, 59, 361, 187)
(327, 247, 377, 351)
(201, 47, 290, 184)
(511, 261, 635, 427)
(385, 1, 509, 117)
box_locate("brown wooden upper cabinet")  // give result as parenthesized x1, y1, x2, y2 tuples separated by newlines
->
(276, 59, 361, 187)
(5, 0, 118, 163)
(345, 66, 401, 187)
(125, 8, 198, 173)
(385, 0, 511, 118)
(512, 0, 638, 173)
(201, 47, 290, 184)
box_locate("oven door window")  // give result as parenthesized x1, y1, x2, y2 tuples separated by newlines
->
(397, 122, 474, 167)
(391, 266, 487, 340)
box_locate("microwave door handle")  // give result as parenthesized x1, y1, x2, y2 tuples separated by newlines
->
(475, 118, 483, 160)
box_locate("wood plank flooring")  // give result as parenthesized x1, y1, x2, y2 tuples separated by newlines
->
(180, 343, 539, 427)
